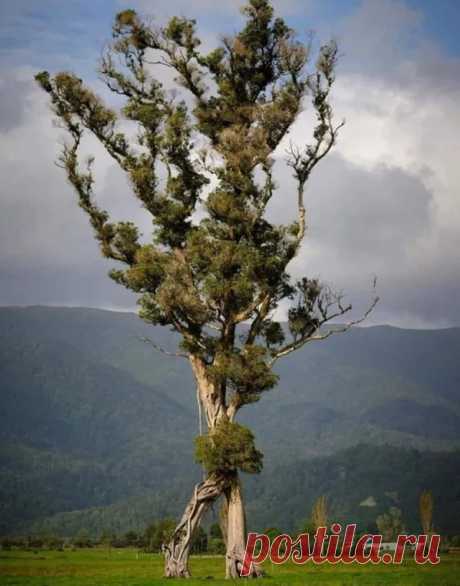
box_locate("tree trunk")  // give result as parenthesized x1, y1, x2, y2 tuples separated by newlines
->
(164, 356, 228, 577)
(163, 474, 225, 577)
(225, 473, 263, 579)
(219, 498, 229, 549)
(163, 356, 260, 578)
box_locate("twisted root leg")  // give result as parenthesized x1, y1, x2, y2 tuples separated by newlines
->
(163, 474, 225, 578)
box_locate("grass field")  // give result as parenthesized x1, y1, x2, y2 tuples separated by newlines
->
(0, 549, 459, 586)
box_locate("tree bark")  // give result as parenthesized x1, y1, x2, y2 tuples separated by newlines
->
(225, 473, 263, 579)
(163, 473, 225, 577)
(219, 498, 229, 549)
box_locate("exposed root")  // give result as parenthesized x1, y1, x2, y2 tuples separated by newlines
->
(226, 548, 264, 579)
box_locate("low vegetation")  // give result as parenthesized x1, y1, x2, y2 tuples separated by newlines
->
(0, 548, 459, 585)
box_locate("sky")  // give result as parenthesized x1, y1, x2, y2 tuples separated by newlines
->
(0, 0, 459, 328)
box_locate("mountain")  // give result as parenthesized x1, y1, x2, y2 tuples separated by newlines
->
(23, 444, 460, 538)
(245, 444, 460, 535)
(0, 306, 459, 535)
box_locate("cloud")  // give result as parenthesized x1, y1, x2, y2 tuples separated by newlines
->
(267, 152, 438, 324)
(0, 0, 459, 328)
(125, 0, 309, 19)
(0, 70, 32, 131)
(336, 0, 422, 78)
(0, 70, 137, 308)
(271, 154, 433, 269)
(267, 0, 460, 327)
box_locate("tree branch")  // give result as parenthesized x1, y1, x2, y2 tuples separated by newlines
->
(138, 336, 188, 359)
(269, 294, 379, 366)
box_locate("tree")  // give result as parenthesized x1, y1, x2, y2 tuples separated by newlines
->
(36, 0, 376, 577)
(209, 522, 225, 554)
(209, 522, 223, 540)
(72, 529, 92, 548)
(419, 490, 434, 536)
(311, 495, 328, 530)
(376, 507, 405, 542)
(124, 530, 139, 547)
(98, 530, 113, 551)
(297, 519, 316, 538)
(144, 518, 176, 553)
(264, 527, 283, 541)
(190, 525, 208, 554)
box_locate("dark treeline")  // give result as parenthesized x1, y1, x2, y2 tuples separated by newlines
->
(3, 522, 460, 555)
(0, 521, 225, 554)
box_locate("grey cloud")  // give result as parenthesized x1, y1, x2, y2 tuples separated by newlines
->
(301, 156, 432, 264)
(268, 153, 432, 260)
(266, 152, 459, 327)
(335, 0, 460, 99)
(0, 75, 130, 308)
(0, 264, 136, 310)
(0, 72, 31, 131)
(336, 0, 422, 78)
(0, 71, 457, 326)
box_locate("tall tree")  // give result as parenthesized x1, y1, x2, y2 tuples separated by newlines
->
(419, 490, 434, 536)
(36, 0, 376, 577)
(311, 495, 328, 530)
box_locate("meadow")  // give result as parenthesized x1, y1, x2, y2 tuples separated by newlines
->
(0, 549, 458, 586)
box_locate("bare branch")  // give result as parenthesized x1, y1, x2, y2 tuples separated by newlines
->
(269, 294, 379, 366)
(138, 335, 188, 359)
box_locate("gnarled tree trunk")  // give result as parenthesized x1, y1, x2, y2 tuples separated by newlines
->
(163, 473, 225, 577)
(164, 356, 228, 577)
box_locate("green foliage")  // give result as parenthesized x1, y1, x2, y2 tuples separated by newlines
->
(209, 345, 278, 406)
(207, 536, 226, 554)
(190, 526, 208, 554)
(144, 519, 176, 553)
(195, 420, 263, 474)
(264, 527, 283, 541)
(144, 520, 207, 554)
(209, 523, 222, 540)
(72, 529, 93, 548)
(124, 530, 140, 547)
(288, 279, 322, 339)
(296, 520, 316, 537)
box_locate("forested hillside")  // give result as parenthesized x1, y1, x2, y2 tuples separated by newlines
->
(1, 306, 459, 535)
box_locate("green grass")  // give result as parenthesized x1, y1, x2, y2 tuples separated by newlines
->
(0, 549, 458, 585)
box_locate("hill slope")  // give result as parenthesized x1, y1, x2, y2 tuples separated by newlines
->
(0, 306, 459, 534)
